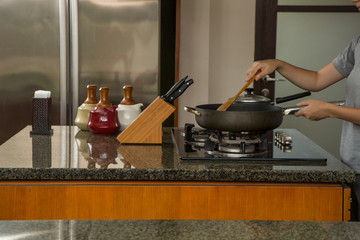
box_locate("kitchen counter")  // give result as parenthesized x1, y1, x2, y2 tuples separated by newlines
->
(0, 219, 360, 240)
(0, 126, 355, 183)
(0, 126, 356, 221)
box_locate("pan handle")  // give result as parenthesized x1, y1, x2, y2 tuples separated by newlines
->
(184, 106, 201, 116)
(283, 107, 302, 115)
(276, 91, 311, 104)
(283, 100, 345, 115)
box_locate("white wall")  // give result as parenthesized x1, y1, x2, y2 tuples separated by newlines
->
(178, 0, 256, 127)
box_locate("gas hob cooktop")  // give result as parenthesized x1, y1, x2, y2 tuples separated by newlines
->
(172, 126, 328, 166)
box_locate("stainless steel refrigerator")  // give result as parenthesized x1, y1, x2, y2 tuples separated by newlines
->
(0, 0, 176, 144)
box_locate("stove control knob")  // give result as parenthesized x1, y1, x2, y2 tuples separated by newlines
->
(282, 135, 292, 145)
(274, 131, 292, 145)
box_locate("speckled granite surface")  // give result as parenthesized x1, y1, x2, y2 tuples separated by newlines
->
(0, 126, 355, 183)
(0, 220, 359, 240)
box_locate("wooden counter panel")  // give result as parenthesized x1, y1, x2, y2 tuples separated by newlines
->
(0, 181, 349, 221)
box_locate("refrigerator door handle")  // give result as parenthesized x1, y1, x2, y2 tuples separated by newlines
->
(59, 0, 68, 125)
(59, 0, 70, 167)
(69, 0, 80, 168)
(70, 0, 79, 125)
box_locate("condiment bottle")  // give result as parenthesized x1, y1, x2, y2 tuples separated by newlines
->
(87, 87, 120, 134)
(116, 85, 143, 131)
(75, 85, 97, 131)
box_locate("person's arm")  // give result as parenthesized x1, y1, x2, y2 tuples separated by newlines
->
(330, 105, 360, 125)
(246, 60, 344, 91)
(246, 59, 360, 124)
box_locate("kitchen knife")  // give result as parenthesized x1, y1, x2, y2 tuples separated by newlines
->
(164, 78, 194, 104)
(161, 75, 188, 101)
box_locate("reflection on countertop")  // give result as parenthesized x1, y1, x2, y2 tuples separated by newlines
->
(76, 131, 120, 169)
(0, 126, 170, 170)
(0, 125, 355, 183)
(0, 219, 359, 240)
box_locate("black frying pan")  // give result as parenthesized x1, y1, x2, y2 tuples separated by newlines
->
(184, 91, 312, 132)
(185, 97, 345, 132)
(185, 103, 288, 132)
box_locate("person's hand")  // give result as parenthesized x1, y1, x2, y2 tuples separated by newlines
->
(294, 99, 332, 121)
(246, 59, 281, 81)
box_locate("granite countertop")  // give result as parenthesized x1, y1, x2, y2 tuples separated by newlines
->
(0, 126, 355, 183)
(0, 220, 359, 240)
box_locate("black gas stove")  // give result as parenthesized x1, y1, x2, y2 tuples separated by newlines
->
(172, 124, 327, 165)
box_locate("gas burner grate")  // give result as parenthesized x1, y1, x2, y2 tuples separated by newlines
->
(209, 132, 262, 145)
(183, 123, 268, 156)
(205, 149, 268, 158)
(174, 125, 328, 164)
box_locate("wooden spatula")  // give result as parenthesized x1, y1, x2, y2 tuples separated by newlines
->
(217, 70, 261, 111)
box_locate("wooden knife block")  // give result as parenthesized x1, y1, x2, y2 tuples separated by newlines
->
(116, 97, 175, 144)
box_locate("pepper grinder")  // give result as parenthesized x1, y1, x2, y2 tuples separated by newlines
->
(116, 85, 143, 131)
(75, 85, 97, 131)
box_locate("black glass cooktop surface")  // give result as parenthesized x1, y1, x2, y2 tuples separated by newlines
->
(172, 127, 327, 166)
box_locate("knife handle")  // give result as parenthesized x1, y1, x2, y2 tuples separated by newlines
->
(163, 76, 188, 99)
(167, 79, 194, 103)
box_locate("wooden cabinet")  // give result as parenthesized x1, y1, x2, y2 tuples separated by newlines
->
(0, 181, 351, 221)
